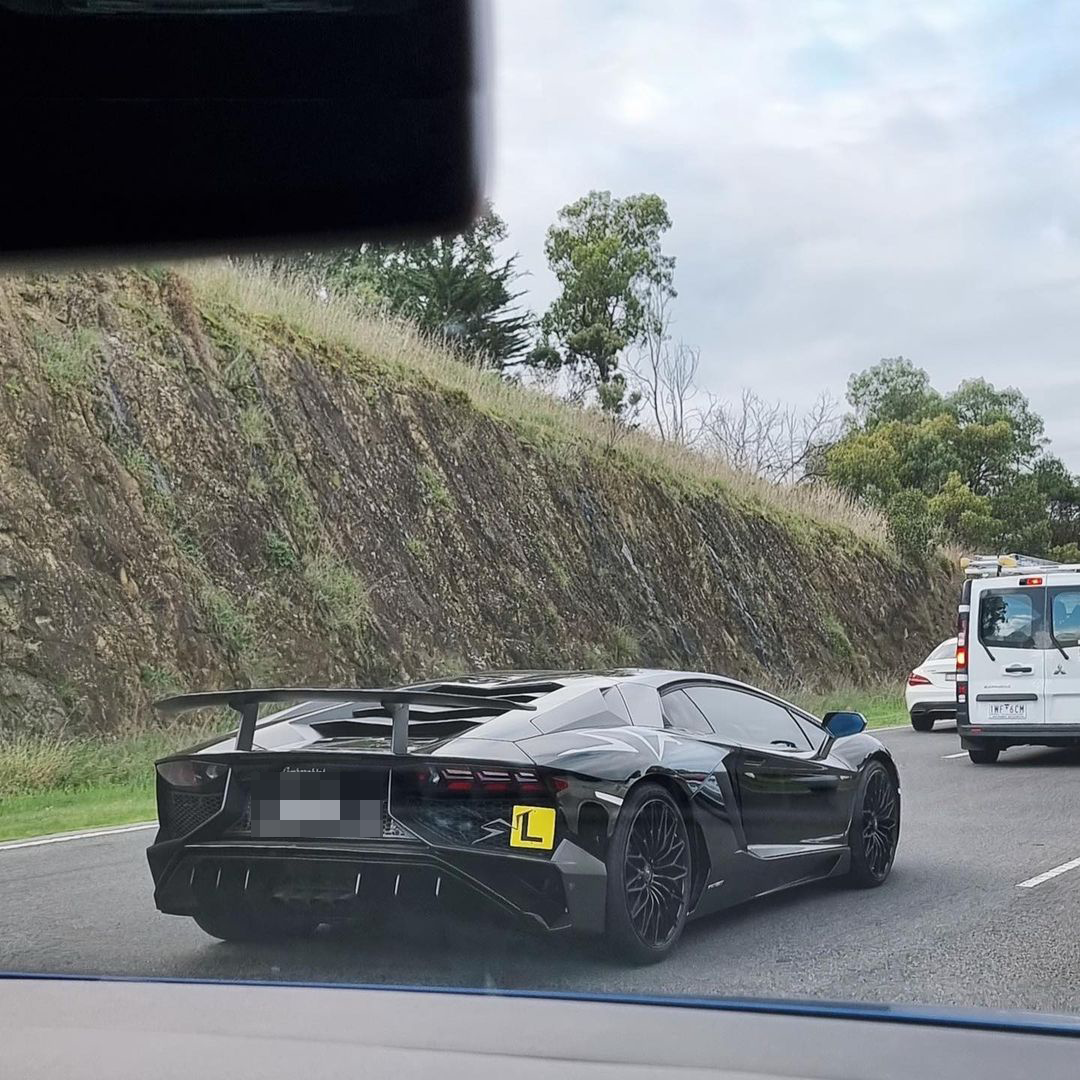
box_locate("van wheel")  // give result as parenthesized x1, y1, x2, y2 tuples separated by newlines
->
(967, 745, 1000, 765)
(910, 712, 935, 732)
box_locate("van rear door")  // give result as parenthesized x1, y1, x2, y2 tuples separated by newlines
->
(1046, 583, 1080, 724)
(972, 583, 1046, 726)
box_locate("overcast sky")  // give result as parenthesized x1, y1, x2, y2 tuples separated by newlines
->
(488, 0, 1080, 467)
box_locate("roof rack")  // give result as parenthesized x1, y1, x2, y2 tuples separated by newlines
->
(960, 553, 1080, 578)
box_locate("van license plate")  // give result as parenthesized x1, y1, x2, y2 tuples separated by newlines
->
(988, 703, 1027, 720)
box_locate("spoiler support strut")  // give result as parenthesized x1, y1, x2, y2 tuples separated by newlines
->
(235, 702, 260, 753)
(389, 702, 409, 756)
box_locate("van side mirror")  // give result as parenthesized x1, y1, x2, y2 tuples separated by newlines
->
(823, 711, 867, 738)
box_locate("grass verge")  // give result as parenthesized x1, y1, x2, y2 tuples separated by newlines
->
(792, 687, 909, 730)
(0, 688, 911, 842)
(0, 721, 226, 842)
(0, 788, 155, 842)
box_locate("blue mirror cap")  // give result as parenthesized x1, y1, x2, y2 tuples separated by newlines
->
(823, 711, 867, 737)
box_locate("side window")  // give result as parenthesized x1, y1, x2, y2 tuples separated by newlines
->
(660, 689, 713, 734)
(978, 588, 1043, 650)
(789, 710, 827, 752)
(615, 682, 664, 728)
(601, 687, 633, 725)
(685, 686, 811, 751)
(1051, 589, 1080, 647)
(682, 686, 751, 743)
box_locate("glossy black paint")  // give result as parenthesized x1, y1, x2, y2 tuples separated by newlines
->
(147, 669, 898, 936)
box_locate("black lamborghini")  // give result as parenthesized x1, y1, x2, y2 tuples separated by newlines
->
(147, 670, 900, 962)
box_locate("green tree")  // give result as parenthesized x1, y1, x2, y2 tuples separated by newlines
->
(846, 357, 941, 428)
(283, 206, 532, 369)
(535, 191, 675, 400)
(826, 359, 1080, 558)
(927, 473, 996, 549)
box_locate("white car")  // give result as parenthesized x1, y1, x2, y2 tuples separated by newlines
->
(905, 637, 957, 731)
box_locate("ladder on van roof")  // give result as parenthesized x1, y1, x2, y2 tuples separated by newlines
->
(960, 553, 1080, 578)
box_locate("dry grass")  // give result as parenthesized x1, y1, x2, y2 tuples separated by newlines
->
(180, 260, 886, 543)
(0, 720, 227, 800)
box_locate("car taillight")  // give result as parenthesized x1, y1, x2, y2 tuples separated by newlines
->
(955, 646, 966, 670)
(908, 673, 931, 686)
(420, 766, 551, 796)
(156, 760, 228, 791)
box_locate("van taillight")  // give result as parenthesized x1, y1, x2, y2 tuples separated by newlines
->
(956, 645, 966, 670)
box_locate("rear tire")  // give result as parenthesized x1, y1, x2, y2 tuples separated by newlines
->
(967, 745, 1001, 764)
(605, 783, 691, 964)
(910, 712, 936, 732)
(846, 761, 899, 888)
(193, 907, 318, 942)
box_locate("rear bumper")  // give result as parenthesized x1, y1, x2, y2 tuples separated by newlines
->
(957, 722, 1080, 747)
(147, 835, 608, 935)
(908, 700, 956, 718)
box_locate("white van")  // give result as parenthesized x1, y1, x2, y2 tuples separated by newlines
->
(958, 554, 1080, 763)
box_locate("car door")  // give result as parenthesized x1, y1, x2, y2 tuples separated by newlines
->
(1046, 583, 1080, 724)
(682, 685, 852, 852)
(971, 583, 1046, 726)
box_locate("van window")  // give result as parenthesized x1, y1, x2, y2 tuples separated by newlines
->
(978, 588, 1043, 650)
(1050, 589, 1080, 647)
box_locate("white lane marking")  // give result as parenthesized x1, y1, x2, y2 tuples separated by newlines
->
(1017, 856, 1080, 889)
(943, 751, 968, 759)
(0, 822, 155, 852)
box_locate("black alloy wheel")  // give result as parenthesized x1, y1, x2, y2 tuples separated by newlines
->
(847, 761, 900, 888)
(605, 783, 691, 963)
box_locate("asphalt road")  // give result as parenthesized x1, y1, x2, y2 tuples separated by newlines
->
(3, 723, 1080, 1014)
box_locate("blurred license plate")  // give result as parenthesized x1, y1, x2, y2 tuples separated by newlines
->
(988, 702, 1027, 720)
(252, 769, 383, 838)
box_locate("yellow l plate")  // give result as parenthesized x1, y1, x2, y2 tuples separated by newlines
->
(510, 805, 556, 850)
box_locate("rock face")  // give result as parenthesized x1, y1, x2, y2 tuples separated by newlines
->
(0, 268, 955, 733)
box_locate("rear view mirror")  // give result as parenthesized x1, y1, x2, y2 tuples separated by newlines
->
(0, 0, 484, 263)
(822, 711, 867, 738)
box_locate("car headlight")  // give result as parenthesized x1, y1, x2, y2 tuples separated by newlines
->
(156, 760, 228, 791)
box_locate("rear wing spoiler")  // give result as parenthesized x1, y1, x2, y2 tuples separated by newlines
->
(153, 687, 535, 753)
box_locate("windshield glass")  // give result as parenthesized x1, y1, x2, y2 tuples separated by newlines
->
(4, 0, 1080, 1030)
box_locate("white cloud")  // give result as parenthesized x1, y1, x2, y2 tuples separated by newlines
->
(489, 0, 1080, 465)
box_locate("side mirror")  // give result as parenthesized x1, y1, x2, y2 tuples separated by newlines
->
(823, 711, 867, 738)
